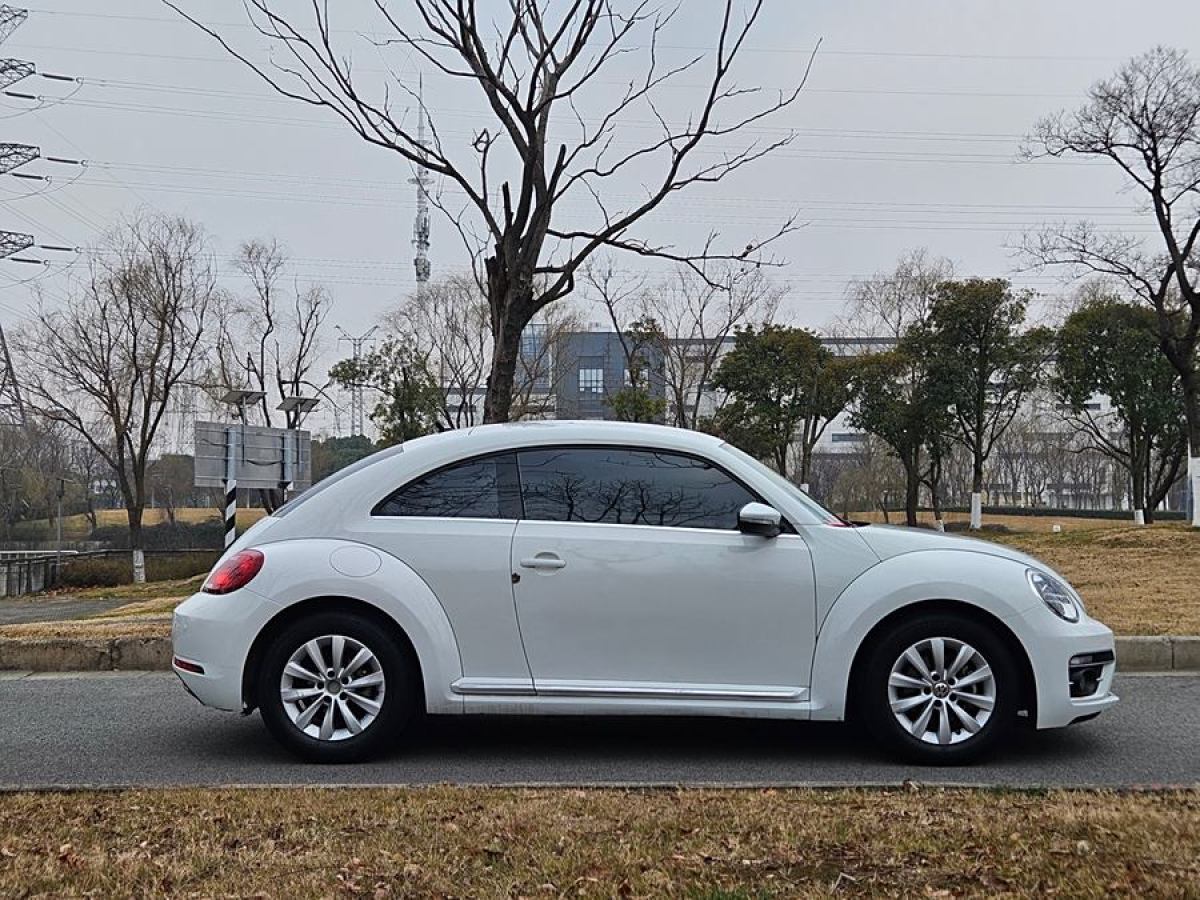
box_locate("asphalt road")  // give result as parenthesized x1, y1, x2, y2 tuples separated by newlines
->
(0, 595, 126, 625)
(0, 671, 1195, 789)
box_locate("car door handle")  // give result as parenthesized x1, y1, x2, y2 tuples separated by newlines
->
(519, 554, 567, 570)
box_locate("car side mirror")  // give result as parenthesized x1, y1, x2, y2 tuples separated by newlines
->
(738, 502, 782, 538)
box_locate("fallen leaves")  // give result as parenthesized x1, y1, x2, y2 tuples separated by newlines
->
(0, 787, 1195, 898)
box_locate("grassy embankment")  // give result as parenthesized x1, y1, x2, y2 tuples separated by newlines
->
(0, 787, 1196, 897)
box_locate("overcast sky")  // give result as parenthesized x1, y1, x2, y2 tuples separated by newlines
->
(2, 0, 1198, 433)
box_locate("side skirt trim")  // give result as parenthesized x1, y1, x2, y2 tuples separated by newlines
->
(450, 677, 536, 696)
(536, 682, 807, 702)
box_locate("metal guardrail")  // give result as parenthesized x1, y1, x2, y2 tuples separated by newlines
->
(0, 556, 61, 597)
(0, 548, 220, 598)
(0, 550, 80, 558)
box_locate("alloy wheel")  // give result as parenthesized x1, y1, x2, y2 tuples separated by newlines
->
(279, 634, 387, 742)
(887, 636, 996, 745)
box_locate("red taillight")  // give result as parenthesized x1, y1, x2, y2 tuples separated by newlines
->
(202, 549, 265, 595)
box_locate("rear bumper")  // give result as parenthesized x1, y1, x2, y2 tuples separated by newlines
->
(171, 587, 281, 712)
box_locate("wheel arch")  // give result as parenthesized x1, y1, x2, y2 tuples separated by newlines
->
(808, 549, 1043, 723)
(241, 596, 427, 714)
(844, 598, 1037, 723)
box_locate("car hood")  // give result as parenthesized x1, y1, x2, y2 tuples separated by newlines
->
(855, 524, 1045, 569)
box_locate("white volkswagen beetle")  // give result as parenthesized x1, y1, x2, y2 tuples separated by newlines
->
(172, 421, 1117, 765)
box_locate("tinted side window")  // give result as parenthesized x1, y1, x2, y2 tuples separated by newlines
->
(517, 447, 756, 530)
(375, 453, 519, 519)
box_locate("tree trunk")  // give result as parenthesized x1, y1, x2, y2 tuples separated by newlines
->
(969, 453, 984, 530)
(798, 439, 814, 492)
(930, 474, 945, 532)
(1183, 371, 1200, 528)
(1130, 436, 1147, 526)
(773, 443, 788, 477)
(904, 451, 921, 527)
(482, 285, 533, 424)
(128, 506, 146, 584)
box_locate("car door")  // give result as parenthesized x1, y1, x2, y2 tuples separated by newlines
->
(510, 446, 817, 700)
(357, 451, 533, 694)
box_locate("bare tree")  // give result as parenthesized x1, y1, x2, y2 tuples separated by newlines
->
(649, 263, 782, 429)
(1022, 46, 1200, 525)
(379, 275, 581, 426)
(384, 276, 492, 429)
(212, 239, 332, 428)
(839, 248, 954, 341)
(511, 301, 583, 419)
(583, 259, 667, 422)
(206, 239, 331, 512)
(165, 0, 814, 423)
(18, 214, 215, 581)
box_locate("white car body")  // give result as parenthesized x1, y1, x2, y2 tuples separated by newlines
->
(173, 421, 1117, 754)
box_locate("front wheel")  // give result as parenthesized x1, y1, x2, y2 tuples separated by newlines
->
(859, 613, 1020, 765)
(258, 611, 417, 763)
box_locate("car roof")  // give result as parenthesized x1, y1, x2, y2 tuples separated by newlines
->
(466, 419, 722, 449)
(406, 419, 725, 459)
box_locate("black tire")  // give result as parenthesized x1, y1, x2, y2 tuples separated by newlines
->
(858, 612, 1020, 765)
(257, 611, 418, 763)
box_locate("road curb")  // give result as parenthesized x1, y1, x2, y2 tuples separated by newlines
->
(1114, 635, 1200, 672)
(0, 637, 171, 672)
(0, 634, 1198, 674)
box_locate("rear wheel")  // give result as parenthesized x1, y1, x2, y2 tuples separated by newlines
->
(859, 612, 1019, 765)
(258, 611, 417, 763)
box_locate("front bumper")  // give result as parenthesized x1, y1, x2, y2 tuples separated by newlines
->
(171, 586, 282, 712)
(1010, 604, 1119, 729)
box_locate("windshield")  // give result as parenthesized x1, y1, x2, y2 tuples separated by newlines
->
(720, 443, 845, 525)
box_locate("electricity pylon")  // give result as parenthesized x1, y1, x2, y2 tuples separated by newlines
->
(0, 6, 27, 46)
(410, 75, 432, 293)
(336, 325, 378, 436)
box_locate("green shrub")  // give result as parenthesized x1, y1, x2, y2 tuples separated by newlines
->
(56, 557, 128, 589)
(6, 521, 52, 542)
(147, 551, 220, 582)
(88, 520, 225, 550)
(57, 550, 220, 589)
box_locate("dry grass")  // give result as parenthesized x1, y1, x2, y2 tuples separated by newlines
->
(52, 574, 203, 603)
(0, 787, 1196, 898)
(0, 620, 169, 640)
(849, 509, 1126, 532)
(51, 507, 266, 539)
(986, 525, 1200, 636)
(0, 584, 191, 640)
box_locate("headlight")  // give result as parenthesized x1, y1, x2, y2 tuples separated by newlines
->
(1026, 568, 1080, 623)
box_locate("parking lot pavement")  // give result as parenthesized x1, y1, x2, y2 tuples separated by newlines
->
(0, 672, 1195, 789)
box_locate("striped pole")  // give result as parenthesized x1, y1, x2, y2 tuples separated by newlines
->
(224, 478, 237, 549)
(223, 425, 240, 549)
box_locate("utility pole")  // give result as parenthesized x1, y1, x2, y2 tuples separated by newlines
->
(410, 74, 432, 295)
(336, 325, 378, 437)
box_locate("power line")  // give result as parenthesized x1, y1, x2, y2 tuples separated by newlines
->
(17, 10, 1130, 63)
